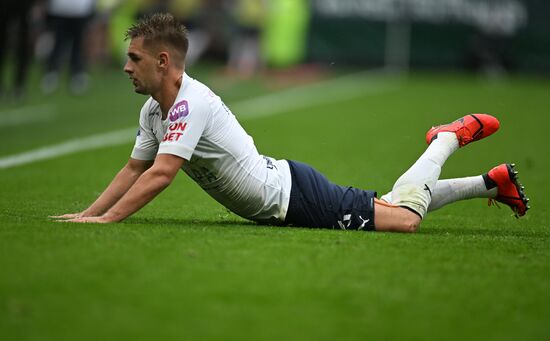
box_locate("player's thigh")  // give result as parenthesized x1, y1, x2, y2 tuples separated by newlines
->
(374, 199, 421, 233)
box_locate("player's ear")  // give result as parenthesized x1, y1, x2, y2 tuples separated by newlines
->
(158, 52, 169, 69)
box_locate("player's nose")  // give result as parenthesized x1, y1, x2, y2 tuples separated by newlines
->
(123, 61, 132, 74)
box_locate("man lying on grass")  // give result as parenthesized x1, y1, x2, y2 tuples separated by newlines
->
(52, 13, 530, 232)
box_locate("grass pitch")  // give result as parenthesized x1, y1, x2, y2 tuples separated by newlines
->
(1, 67, 549, 340)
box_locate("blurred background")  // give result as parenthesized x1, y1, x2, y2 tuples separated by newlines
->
(0, 0, 549, 101)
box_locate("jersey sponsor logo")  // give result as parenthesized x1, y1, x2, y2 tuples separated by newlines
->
(162, 122, 187, 142)
(169, 122, 187, 132)
(169, 100, 189, 122)
(162, 132, 184, 142)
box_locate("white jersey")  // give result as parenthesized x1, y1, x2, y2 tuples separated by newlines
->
(131, 73, 291, 224)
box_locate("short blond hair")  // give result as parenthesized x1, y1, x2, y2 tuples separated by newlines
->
(125, 13, 189, 64)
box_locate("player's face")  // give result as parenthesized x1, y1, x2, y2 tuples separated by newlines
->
(124, 37, 162, 95)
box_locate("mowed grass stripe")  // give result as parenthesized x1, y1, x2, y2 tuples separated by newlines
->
(0, 70, 400, 170)
(0, 104, 56, 127)
(234, 69, 400, 119)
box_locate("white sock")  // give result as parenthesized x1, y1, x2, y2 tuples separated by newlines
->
(380, 175, 498, 212)
(390, 132, 459, 218)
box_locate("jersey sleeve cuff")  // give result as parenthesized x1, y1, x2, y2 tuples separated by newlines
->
(157, 144, 193, 161)
(131, 148, 158, 160)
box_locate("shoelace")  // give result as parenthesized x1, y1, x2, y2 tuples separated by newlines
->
(488, 198, 501, 209)
(489, 198, 521, 218)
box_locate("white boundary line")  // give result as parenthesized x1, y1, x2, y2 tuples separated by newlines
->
(0, 128, 138, 169)
(0, 70, 400, 170)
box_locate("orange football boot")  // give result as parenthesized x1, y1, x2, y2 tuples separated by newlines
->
(486, 163, 530, 217)
(426, 114, 500, 147)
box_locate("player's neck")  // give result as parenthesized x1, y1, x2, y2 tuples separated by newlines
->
(155, 71, 184, 120)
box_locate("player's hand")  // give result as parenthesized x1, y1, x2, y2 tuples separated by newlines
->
(49, 213, 82, 220)
(61, 216, 112, 224)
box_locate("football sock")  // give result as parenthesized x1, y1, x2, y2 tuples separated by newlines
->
(380, 175, 499, 211)
(390, 132, 459, 218)
(428, 176, 498, 211)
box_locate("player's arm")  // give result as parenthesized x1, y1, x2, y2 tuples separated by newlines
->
(52, 158, 154, 220)
(67, 154, 184, 223)
(82, 158, 155, 217)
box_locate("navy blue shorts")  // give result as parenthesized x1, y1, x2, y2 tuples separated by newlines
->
(284, 160, 376, 231)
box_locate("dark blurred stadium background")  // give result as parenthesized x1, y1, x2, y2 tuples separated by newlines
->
(1, 0, 549, 100)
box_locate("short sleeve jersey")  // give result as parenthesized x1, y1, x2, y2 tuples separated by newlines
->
(131, 73, 291, 223)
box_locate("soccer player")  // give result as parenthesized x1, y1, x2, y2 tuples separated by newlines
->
(51, 14, 530, 232)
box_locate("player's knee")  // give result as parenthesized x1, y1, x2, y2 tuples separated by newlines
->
(405, 218, 421, 233)
(401, 214, 421, 233)
(374, 202, 422, 233)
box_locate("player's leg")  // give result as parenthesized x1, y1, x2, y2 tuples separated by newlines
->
(389, 131, 457, 218)
(68, 16, 91, 95)
(283, 114, 501, 233)
(0, 8, 10, 96)
(381, 175, 494, 211)
(428, 176, 495, 211)
(431, 164, 530, 217)
(380, 163, 530, 217)
(387, 114, 500, 220)
(42, 16, 66, 94)
(14, 3, 32, 97)
(373, 199, 421, 233)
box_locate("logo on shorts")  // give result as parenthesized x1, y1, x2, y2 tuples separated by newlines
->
(337, 214, 370, 230)
(169, 100, 189, 122)
(358, 216, 370, 230)
(337, 214, 352, 230)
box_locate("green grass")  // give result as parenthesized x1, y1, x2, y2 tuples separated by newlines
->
(1, 67, 549, 340)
